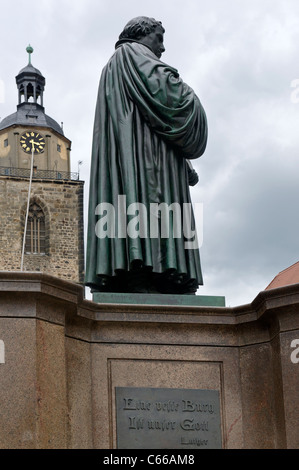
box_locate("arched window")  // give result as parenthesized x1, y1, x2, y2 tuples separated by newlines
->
(36, 85, 42, 105)
(19, 84, 25, 103)
(27, 82, 34, 102)
(25, 203, 46, 254)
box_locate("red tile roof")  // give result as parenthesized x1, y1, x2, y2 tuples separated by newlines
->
(265, 261, 299, 290)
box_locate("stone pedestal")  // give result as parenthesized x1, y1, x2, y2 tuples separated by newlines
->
(0, 271, 298, 449)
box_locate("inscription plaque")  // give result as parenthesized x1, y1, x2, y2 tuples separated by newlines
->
(115, 387, 222, 449)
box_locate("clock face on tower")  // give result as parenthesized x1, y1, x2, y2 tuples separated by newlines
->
(20, 131, 46, 154)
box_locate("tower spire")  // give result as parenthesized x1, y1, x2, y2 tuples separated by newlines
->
(26, 44, 34, 65)
(15, 46, 45, 108)
(0, 46, 64, 137)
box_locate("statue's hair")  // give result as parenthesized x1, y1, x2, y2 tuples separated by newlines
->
(119, 16, 164, 40)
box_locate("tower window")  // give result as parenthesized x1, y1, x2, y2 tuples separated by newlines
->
(25, 203, 46, 254)
(4, 139, 8, 147)
(57, 144, 61, 152)
(27, 83, 34, 102)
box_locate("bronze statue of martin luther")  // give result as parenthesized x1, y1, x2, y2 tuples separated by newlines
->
(85, 16, 208, 295)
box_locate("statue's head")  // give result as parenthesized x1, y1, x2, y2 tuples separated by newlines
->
(118, 16, 165, 58)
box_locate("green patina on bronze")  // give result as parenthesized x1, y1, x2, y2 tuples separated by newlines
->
(92, 292, 225, 307)
(26, 44, 34, 64)
(85, 17, 208, 295)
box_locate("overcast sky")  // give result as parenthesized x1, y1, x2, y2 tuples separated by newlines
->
(1, 0, 299, 306)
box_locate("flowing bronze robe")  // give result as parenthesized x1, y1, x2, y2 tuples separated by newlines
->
(85, 40, 208, 294)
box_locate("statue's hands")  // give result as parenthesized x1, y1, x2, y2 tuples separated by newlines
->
(188, 170, 199, 186)
(186, 160, 199, 186)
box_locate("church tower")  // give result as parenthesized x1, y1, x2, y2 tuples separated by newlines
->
(0, 46, 84, 283)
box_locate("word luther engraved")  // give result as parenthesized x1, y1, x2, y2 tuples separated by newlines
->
(116, 387, 222, 449)
(0, 340, 5, 364)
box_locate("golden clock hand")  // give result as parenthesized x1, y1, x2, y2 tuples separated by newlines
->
(29, 139, 36, 151)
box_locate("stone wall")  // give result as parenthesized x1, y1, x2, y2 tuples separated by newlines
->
(0, 272, 298, 449)
(0, 176, 84, 283)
